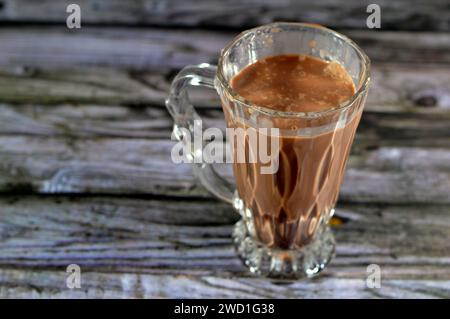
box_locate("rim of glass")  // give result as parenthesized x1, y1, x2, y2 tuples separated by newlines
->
(216, 22, 371, 118)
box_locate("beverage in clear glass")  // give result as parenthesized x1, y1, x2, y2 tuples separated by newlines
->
(166, 23, 370, 278)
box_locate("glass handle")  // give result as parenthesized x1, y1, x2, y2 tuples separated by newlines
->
(166, 64, 235, 204)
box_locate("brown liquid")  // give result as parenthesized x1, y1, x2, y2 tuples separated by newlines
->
(225, 54, 362, 249)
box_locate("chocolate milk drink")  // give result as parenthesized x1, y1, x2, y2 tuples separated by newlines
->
(224, 54, 361, 249)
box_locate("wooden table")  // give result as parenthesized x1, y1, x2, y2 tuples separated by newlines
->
(0, 5, 449, 298)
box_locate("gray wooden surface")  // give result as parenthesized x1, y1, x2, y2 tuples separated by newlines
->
(0, 0, 448, 31)
(0, 23, 449, 298)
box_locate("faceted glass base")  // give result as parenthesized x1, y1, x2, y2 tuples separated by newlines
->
(232, 220, 336, 279)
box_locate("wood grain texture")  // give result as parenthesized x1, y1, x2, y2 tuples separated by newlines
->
(0, 196, 449, 298)
(0, 27, 449, 73)
(0, 135, 450, 203)
(1, 268, 449, 298)
(0, 25, 449, 298)
(0, 62, 449, 112)
(0, 61, 448, 201)
(2, 103, 450, 143)
(0, 0, 448, 31)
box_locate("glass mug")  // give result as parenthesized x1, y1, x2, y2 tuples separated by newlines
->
(166, 23, 370, 278)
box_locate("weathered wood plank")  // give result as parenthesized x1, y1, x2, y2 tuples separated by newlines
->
(0, 136, 449, 203)
(0, 197, 449, 298)
(0, 62, 449, 114)
(0, 103, 173, 138)
(1, 269, 449, 298)
(0, 0, 448, 31)
(0, 27, 449, 73)
(0, 67, 171, 106)
(2, 103, 450, 145)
